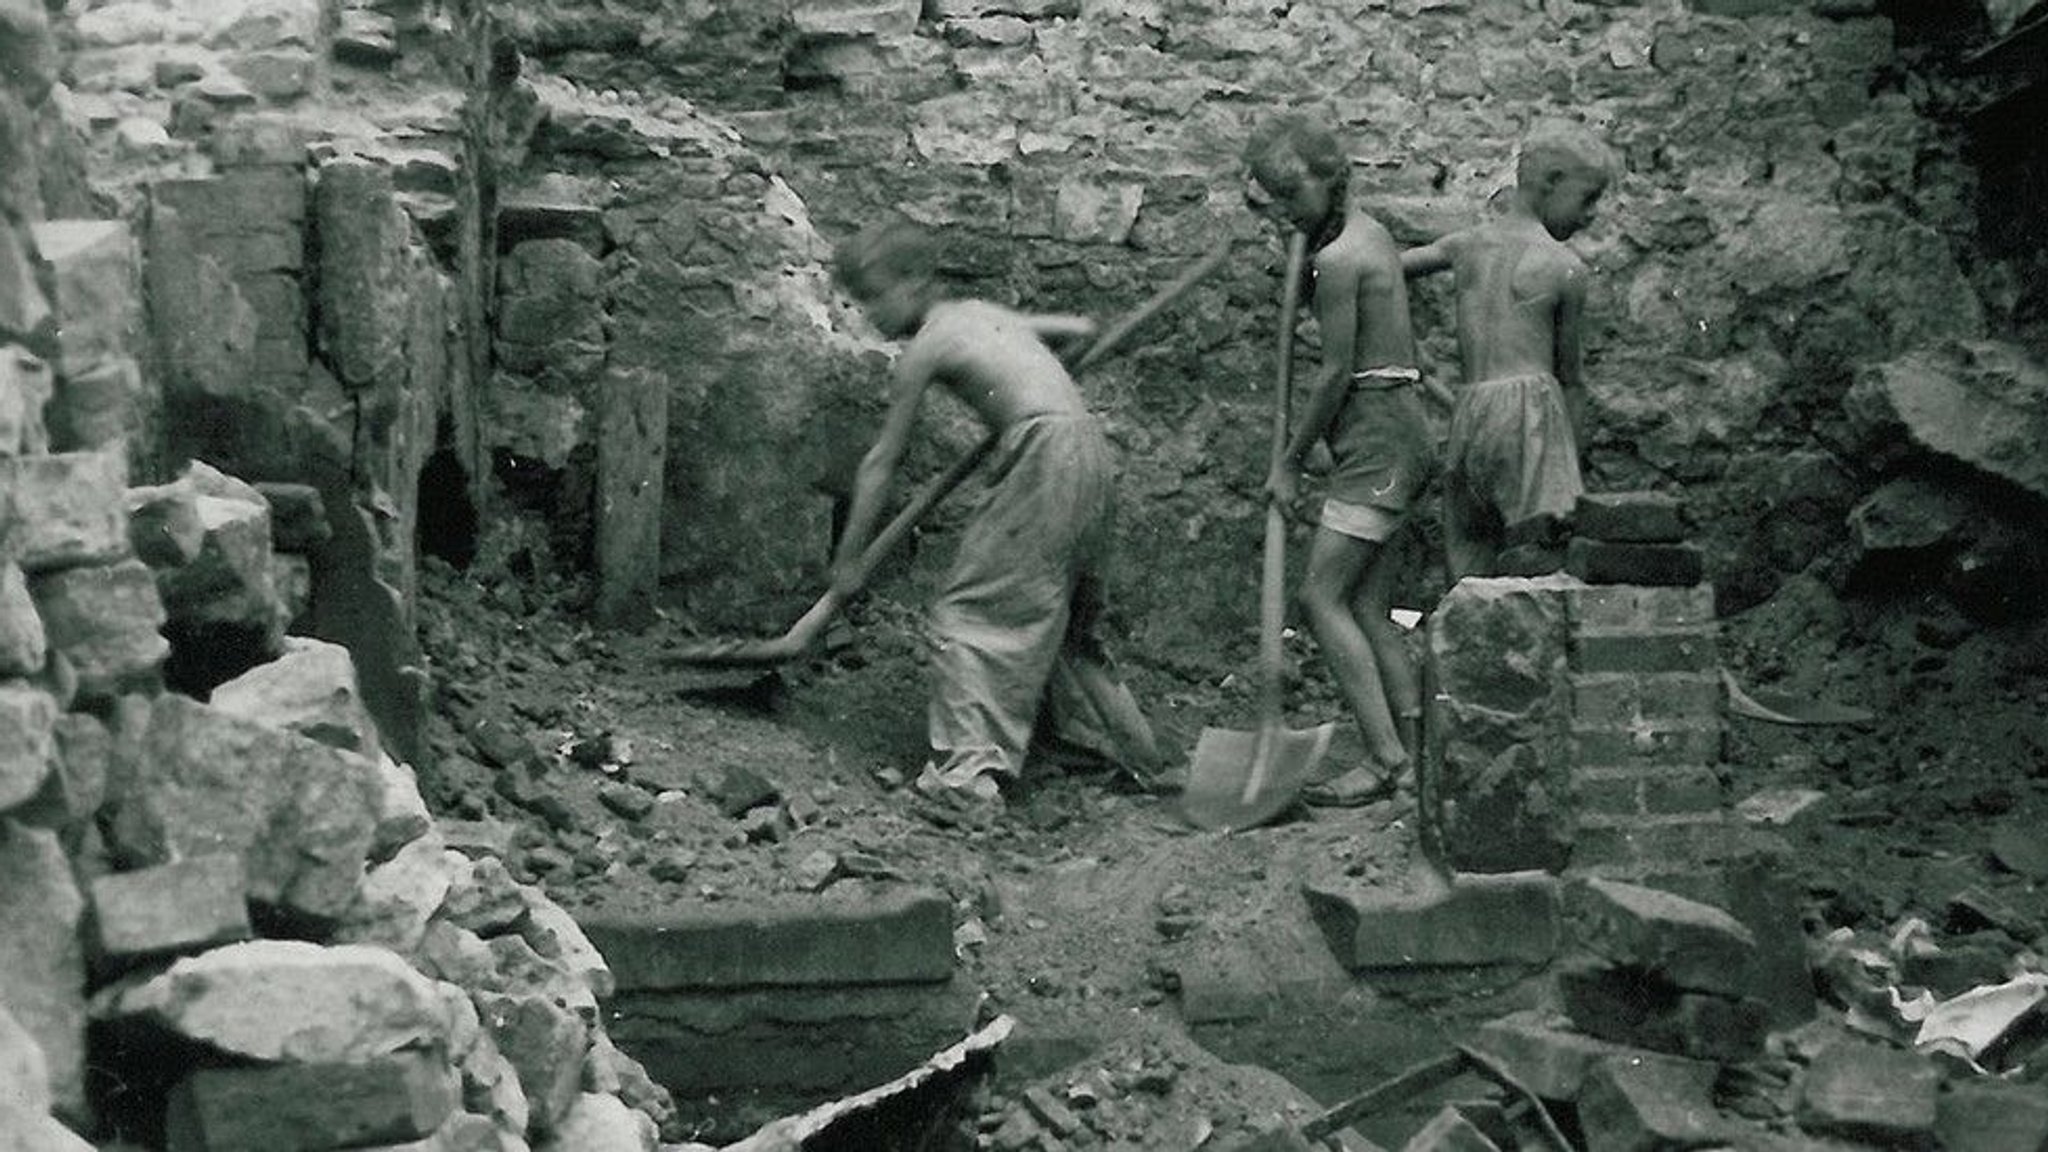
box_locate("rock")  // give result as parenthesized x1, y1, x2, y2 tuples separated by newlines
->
(1557, 962, 1769, 1063)
(512, 887, 615, 1000)
(2, 447, 130, 573)
(368, 753, 433, 862)
(0, 681, 55, 812)
(1845, 341, 2048, 503)
(1564, 878, 1758, 997)
(1798, 1041, 1940, 1144)
(27, 559, 169, 703)
(0, 562, 44, 677)
(0, 999, 52, 1118)
(475, 991, 588, 1136)
(104, 694, 382, 925)
(46, 356, 151, 456)
(208, 635, 381, 759)
(93, 940, 450, 1062)
(28, 220, 142, 375)
(703, 763, 780, 817)
(597, 781, 653, 821)
(0, 0, 57, 102)
(16, 712, 108, 832)
(1402, 1104, 1504, 1152)
(164, 1051, 460, 1152)
(534, 1092, 657, 1152)
(0, 821, 86, 1117)
(1847, 475, 1973, 554)
(334, 834, 459, 954)
(333, 9, 399, 66)
(1576, 1052, 1722, 1152)
(126, 479, 206, 566)
(1936, 1077, 2048, 1152)
(87, 854, 252, 963)
(252, 481, 329, 551)
(440, 855, 528, 936)
(1465, 1011, 1626, 1100)
(316, 160, 414, 391)
(495, 238, 606, 383)
(154, 490, 285, 644)
(0, 346, 51, 457)
(792, 848, 840, 892)
(1424, 576, 1575, 872)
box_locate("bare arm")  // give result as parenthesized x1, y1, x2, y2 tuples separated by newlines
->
(1024, 312, 1098, 352)
(1400, 235, 1457, 279)
(1552, 261, 1589, 448)
(1282, 248, 1361, 472)
(831, 331, 943, 590)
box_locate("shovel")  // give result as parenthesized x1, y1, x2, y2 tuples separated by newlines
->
(663, 241, 1235, 668)
(1179, 231, 1335, 832)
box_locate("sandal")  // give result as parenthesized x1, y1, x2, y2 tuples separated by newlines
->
(1302, 762, 1404, 808)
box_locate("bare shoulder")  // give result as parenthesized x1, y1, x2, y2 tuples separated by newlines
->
(1326, 217, 1401, 279)
(1533, 239, 1590, 291)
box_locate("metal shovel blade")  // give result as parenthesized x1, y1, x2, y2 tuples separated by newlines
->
(1177, 721, 1336, 832)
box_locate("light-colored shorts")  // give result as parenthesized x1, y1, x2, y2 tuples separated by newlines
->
(1320, 497, 1406, 543)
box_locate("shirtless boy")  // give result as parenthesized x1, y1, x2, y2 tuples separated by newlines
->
(829, 219, 1155, 809)
(1244, 115, 1454, 805)
(1403, 121, 1614, 579)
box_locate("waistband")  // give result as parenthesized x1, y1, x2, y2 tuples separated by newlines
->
(1351, 366, 1421, 391)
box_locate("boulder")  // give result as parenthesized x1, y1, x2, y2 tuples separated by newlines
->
(535, 1092, 657, 1152)
(92, 939, 451, 1062)
(207, 635, 381, 760)
(27, 220, 142, 373)
(0, 559, 47, 675)
(104, 694, 382, 924)
(2, 447, 130, 573)
(125, 478, 206, 567)
(163, 1051, 459, 1152)
(1848, 475, 1974, 554)
(333, 833, 458, 954)
(475, 991, 589, 1136)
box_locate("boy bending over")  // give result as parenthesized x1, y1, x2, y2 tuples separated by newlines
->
(1404, 121, 1614, 580)
(830, 220, 1158, 812)
(1245, 115, 1453, 806)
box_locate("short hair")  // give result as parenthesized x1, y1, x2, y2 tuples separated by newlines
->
(832, 218, 937, 301)
(1516, 121, 1616, 188)
(1243, 114, 1350, 201)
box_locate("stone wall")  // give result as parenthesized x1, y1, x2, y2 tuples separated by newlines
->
(480, 0, 2031, 667)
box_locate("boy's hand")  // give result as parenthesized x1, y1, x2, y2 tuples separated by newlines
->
(1263, 465, 1299, 510)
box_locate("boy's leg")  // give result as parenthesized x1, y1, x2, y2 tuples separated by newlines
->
(1297, 522, 1408, 806)
(1443, 473, 1499, 582)
(1036, 571, 1165, 782)
(1352, 525, 1423, 763)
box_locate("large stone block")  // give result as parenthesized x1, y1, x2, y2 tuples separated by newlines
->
(1465, 1011, 1627, 1101)
(579, 884, 953, 991)
(0, 220, 52, 345)
(0, 681, 57, 812)
(1303, 871, 1562, 970)
(27, 559, 168, 703)
(332, 834, 454, 954)
(0, 345, 52, 457)
(1566, 540, 1706, 587)
(208, 635, 381, 760)
(1557, 962, 1768, 1063)
(0, 820, 86, 1118)
(88, 855, 252, 962)
(47, 356, 151, 456)
(315, 160, 410, 391)
(104, 694, 381, 924)
(594, 367, 667, 627)
(164, 1051, 459, 1152)
(1574, 492, 1689, 544)
(2, 447, 131, 573)
(1425, 577, 1575, 873)
(91, 939, 451, 1063)
(28, 220, 142, 372)
(0, 560, 46, 675)
(126, 479, 205, 567)
(156, 492, 281, 627)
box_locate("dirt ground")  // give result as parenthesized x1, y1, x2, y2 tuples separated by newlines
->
(412, 553, 2048, 1148)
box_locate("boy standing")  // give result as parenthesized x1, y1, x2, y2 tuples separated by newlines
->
(828, 219, 1157, 812)
(1244, 115, 1453, 805)
(1403, 121, 1614, 580)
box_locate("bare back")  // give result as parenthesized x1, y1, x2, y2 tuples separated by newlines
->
(1447, 221, 1583, 384)
(907, 300, 1088, 430)
(1321, 213, 1418, 371)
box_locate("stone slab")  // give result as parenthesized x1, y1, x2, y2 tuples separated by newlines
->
(164, 1052, 458, 1152)
(1557, 962, 1768, 1064)
(26, 558, 168, 703)
(1303, 871, 1561, 970)
(579, 884, 954, 991)
(89, 854, 252, 961)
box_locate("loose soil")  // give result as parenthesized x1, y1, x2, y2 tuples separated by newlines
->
(414, 556, 2048, 1148)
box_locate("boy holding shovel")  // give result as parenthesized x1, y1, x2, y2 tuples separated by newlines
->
(829, 218, 1160, 815)
(1243, 115, 1451, 806)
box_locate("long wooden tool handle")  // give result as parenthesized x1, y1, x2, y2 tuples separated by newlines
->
(1242, 231, 1308, 804)
(841, 240, 1235, 594)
